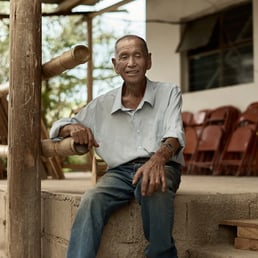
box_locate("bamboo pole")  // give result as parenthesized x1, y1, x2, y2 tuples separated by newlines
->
(0, 82, 9, 97)
(42, 45, 90, 80)
(41, 137, 88, 157)
(86, 17, 93, 103)
(0, 145, 8, 156)
(8, 0, 41, 257)
(0, 138, 88, 158)
(0, 45, 90, 96)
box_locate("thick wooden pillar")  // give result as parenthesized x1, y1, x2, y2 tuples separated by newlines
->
(86, 16, 93, 103)
(8, 0, 41, 257)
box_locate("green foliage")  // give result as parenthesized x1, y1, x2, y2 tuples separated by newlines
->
(0, 19, 9, 84)
(0, 8, 134, 130)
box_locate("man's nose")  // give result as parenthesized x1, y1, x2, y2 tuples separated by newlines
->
(128, 56, 136, 66)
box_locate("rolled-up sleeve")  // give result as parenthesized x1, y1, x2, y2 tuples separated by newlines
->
(162, 86, 185, 148)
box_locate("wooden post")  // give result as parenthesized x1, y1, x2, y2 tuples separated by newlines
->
(86, 16, 93, 103)
(8, 0, 41, 257)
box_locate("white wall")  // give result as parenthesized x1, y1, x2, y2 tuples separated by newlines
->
(146, 0, 258, 112)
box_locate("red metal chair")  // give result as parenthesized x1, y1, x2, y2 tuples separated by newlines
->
(182, 111, 193, 127)
(205, 105, 241, 151)
(237, 108, 258, 175)
(206, 105, 240, 134)
(246, 102, 258, 111)
(189, 125, 224, 175)
(183, 126, 198, 174)
(216, 127, 255, 176)
(191, 109, 211, 138)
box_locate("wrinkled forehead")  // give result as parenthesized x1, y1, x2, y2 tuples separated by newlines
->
(115, 38, 148, 56)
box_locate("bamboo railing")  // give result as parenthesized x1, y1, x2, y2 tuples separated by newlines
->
(0, 137, 88, 158)
(0, 45, 90, 178)
(0, 44, 90, 96)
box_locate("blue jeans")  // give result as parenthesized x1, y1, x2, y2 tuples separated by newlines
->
(66, 162, 181, 258)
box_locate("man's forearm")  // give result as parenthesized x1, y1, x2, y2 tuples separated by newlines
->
(150, 137, 180, 164)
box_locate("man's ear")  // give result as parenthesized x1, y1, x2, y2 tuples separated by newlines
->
(111, 58, 119, 74)
(147, 53, 152, 70)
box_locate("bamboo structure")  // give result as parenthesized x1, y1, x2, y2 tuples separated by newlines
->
(0, 45, 90, 96)
(0, 82, 9, 97)
(0, 144, 8, 156)
(0, 137, 88, 158)
(41, 137, 88, 157)
(8, 0, 42, 257)
(42, 45, 90, 80)
(4, 1, 135, 257)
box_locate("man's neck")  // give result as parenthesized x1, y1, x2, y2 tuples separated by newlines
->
(122, 80, 146, 109)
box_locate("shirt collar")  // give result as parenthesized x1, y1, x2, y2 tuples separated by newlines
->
(111, 78, 155, 114)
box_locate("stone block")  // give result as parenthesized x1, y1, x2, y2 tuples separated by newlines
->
(42, 193, 74, 240)
(0, 191, 6, 256)
(42, 234, 68, 258)
(97, 200, 147, 258)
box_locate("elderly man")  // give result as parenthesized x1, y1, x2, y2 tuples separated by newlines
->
(50, 35, 185, 258)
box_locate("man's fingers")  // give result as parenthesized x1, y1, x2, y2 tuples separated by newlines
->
(160, 173, 166, 192)
(132, 170, 142, 185)
(147, 178, 156, 196)
(86, 128, 99, 148)
(133, 163, 167, 196)
(68, 125, 98, 147)
(141, 175, 148, 196)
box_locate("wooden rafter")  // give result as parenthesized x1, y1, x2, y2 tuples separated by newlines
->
(54, 0, 99, 13)
(89, 0, 135, 18)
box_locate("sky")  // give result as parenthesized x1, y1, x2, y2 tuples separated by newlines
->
(75, 0, 146, 38)
(104, 0, 146, 38)
(84, 0, 146, 98)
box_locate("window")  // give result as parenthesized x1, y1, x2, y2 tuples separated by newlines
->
(177, 2, 253, 92)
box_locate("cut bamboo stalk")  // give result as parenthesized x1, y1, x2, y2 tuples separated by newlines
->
(0, 45, 90, 95)
(1, 138, 88, 158)
(41, 137, 88, 157)
(42, 45, 90, 80)
(0, 144, 8, 157)
(0, 82, 9, 97)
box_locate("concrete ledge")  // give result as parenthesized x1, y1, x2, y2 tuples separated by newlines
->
(1, 175, 258, 258)
(41, 191, 147, 258)
(188, 244, 258, 258)
(37, 191, 258, 258)
(174, 193, 258, 257)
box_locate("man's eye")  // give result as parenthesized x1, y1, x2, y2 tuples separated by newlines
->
(120, 55, 128, 60)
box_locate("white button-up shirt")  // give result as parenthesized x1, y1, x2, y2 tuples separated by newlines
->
(50, 78, 185, 168)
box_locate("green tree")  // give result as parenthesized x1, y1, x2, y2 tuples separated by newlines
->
(0, 18, 9, 84)
(0, 5, 136, 129)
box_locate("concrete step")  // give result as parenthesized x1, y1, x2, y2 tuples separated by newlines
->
(188, 244, 258, 258)
(1, 174, 258, 258)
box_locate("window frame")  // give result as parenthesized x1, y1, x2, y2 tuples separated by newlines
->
(178, 1, 253, 93)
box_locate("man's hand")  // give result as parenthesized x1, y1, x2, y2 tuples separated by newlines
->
(132, 156, 167, 196)
(60, 124, 99, 149)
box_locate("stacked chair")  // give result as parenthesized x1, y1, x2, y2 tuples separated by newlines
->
(182, 102, 258, 176)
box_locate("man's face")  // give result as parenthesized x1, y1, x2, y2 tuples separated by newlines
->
(112, 38, 152, 84)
